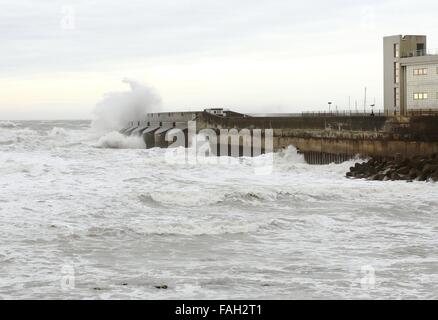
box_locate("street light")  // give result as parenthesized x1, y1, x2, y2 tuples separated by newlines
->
(370, 104, 375, 116)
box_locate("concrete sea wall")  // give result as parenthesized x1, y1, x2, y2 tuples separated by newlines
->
(122, 111, 438, 163)
(196, 113, 438, 162)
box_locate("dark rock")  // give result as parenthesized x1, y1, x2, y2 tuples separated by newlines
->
(430, 170, 438, 182)
(417, 159, 429, 171)
(416, 173, 429, 181)
(391, 172, 401, 181)
(397, 167, 410, 175)
(371, 174, 384, 181)
(422, 164, 438, 175)
(346, 155, 438, 183)
(155, 285, 168, 289)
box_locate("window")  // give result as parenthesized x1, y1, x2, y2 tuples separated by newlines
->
(394, 43, 399, 58)
(394, 63, 400, 83)
(414, 68, 428, 75)
(417, 43, 425, 56)
(413, 93, 428, 100)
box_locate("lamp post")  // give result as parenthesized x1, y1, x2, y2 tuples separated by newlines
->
(370, 104, 375, 116)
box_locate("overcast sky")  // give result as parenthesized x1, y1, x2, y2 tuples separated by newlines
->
(1, 0, 438, 119)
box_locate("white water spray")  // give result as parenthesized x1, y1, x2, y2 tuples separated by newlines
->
(91, 78, 161, 133)
(91, 79, 161, 149)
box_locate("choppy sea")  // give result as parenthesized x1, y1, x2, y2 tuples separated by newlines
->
(1, 120, 438, 299)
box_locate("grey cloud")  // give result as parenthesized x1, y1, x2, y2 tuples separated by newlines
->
(0, 0, 370, 74)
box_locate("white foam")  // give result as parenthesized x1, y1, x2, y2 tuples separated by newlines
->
(95, 131, 146, 149)
(2, 120, 438, 300)
(48, 127, 68, 137)
(0, 120, 17, 128)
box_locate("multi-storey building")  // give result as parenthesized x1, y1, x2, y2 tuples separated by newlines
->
(384, 35, 438, 115)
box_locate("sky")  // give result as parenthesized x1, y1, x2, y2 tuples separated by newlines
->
(1, 0, 438, 119)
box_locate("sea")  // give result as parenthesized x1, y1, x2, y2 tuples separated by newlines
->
(1, 119, 438, 299)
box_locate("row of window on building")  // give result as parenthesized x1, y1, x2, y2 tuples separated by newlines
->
(413, 67, 438, 76)
(412, 92, 437, 100)
(393, 66, 438, 84)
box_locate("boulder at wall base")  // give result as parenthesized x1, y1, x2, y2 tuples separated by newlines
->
(346, 155, 438, 182)
(346, 156, 437, 182)
(431, 171, 438, 182)
(416, 173, 430, 181)
(409, 168, 418, 178)
(397, 167, 411, 175)
(391, 172, 401, 181)
(422, 164, 438, 175)
(369, 174, 385, 181)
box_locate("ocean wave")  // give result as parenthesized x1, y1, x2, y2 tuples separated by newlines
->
(139, 190, 295, 207)
(80, 219, 282, 237)
(0, 121, 17, 128)
(48, 127, 68, 137)
(275, 145, 307, 164)
(95, 131, 146, 149)
(0, 128, 39, 146)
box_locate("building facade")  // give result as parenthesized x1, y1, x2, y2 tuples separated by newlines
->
(383, 35, 438, 115)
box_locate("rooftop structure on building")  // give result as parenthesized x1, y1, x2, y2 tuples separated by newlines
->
(384, 35, 438, 116)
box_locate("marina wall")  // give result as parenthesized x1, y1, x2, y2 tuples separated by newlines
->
(122, 111, 438, 163)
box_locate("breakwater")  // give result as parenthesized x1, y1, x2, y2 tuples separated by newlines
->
(121, 110, 438, 165)
(346, 154, 438, 182)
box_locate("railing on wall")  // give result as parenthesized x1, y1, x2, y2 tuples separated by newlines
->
(301, 110, 390, 117)
(407, 109, 438, 117)
(400, 48, 438, 58)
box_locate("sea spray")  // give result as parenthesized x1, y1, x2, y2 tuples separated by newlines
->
(91, 78, 161, 133)
(91, 78, 161, 148)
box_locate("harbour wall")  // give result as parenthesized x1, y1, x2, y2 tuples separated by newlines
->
(122, 111, 438, 163)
